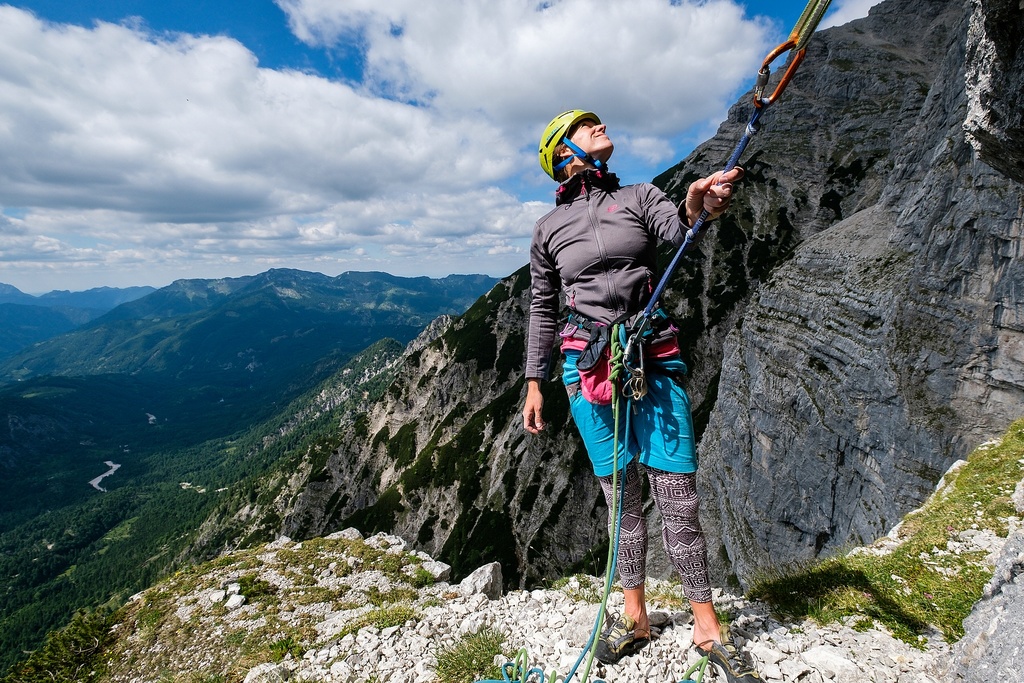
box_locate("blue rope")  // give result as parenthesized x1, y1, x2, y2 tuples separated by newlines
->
(642, 104, 764, 324)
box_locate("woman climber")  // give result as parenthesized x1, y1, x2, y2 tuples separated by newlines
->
(522, 109, 759, 683)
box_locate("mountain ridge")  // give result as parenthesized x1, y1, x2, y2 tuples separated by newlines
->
(0, 269, 498, 382)
(0, 284, 157, 362)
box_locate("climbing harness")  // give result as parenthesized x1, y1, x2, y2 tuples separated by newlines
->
(481, 1, 833, 681)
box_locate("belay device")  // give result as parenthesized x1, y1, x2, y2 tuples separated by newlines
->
(478, 1, 833, 681)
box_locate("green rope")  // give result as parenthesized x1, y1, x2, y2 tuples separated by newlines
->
(574, 323, 629, 683)
(681, 655, 710, 682)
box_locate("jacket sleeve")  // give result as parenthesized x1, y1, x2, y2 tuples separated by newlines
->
(525, 223, 561, 381)
(637, 183, 687, 247)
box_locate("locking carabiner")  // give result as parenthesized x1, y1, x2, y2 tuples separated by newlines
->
(753, 40, 807, 108)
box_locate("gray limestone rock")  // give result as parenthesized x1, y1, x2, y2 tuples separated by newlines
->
(458, 561, 502, 599)
(801, 645, 861, 680)
(964, 0, 1024, 184)
(419, 559, 452, 582)
(225, 593, 246, 610)
(945, 528, 1024, 681)
(325, 527, 363, 541)
(242, 663, 290, 683)
(697, 0, 1024, 587)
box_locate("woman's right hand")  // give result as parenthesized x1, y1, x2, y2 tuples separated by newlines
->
(523, 379, 546, 434)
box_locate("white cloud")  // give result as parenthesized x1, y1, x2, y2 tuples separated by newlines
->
(0, 8, 509, 214)
(276, 0, 771, 137)
(0, 1, 778, 292)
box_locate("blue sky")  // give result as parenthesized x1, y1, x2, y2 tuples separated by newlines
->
(0, 0, 878, 293)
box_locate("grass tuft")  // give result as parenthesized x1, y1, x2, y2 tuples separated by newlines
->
(337, 605, 417, 638)
(552, 574, 603, 604)
(434, 627, 508, 683)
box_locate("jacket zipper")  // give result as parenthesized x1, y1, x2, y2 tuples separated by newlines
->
(583, 176, 624, 317)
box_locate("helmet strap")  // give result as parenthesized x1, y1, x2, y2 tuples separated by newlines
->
(554, 138, 606, 174)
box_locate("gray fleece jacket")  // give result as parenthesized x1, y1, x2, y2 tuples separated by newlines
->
(526, 170, 688, 380)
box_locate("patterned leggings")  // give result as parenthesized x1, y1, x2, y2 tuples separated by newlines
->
(598, 460, 712, 603)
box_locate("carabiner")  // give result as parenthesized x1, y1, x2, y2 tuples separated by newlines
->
(625, 352, 648, 401)
(753, 40, 807, 108)
(753, 0, 832, 108)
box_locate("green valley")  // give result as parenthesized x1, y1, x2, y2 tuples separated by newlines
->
(0, 269, 496, 673)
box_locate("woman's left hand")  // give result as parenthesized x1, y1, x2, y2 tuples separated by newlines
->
(683, 166, 744, 226)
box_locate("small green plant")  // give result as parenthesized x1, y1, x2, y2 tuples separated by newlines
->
(224, 629, 248, 647)
(434, 627, 508, 683)
(341, 539, 420, 582)
(553, 574, 602, 604)
(646, 579, 687, 610)
(338, 605, 418, 638)
(292, 585, 348, 606)
(136, 604, 165, 634)
(367, 585, 418, 606)
(269, 635, 303, 662)
(409, 565, 437, 588)
(851, 616, 874, 632)
(237, 574, 278, 601)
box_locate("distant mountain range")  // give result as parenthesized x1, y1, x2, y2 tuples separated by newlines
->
(0, 283, 157, 309)
(0, 284, 156, 360)
(0, 269, 496, 376)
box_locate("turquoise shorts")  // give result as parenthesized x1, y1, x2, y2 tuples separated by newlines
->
(563, 350, 698, 477)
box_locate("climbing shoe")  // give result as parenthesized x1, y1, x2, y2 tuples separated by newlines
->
(595, 613, 650, 664)
(695, 636, 760, 682)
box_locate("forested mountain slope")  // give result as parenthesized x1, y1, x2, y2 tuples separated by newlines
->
(0, 270, 497, 671)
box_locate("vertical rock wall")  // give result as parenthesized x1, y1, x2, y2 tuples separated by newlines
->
(700, 0, 1024, 586)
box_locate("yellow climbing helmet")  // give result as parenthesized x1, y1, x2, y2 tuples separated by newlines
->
(538, 109, 602, 180)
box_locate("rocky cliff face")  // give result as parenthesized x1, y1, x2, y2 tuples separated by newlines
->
(275, 274, 610, 587)
(696, 0, 1024, 585)
(964, 0, 1024, 185)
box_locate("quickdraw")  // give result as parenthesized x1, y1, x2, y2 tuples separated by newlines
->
(754, 0, 833, 108)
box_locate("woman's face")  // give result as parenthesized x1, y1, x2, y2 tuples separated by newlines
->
(568, 119, 614, 165)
